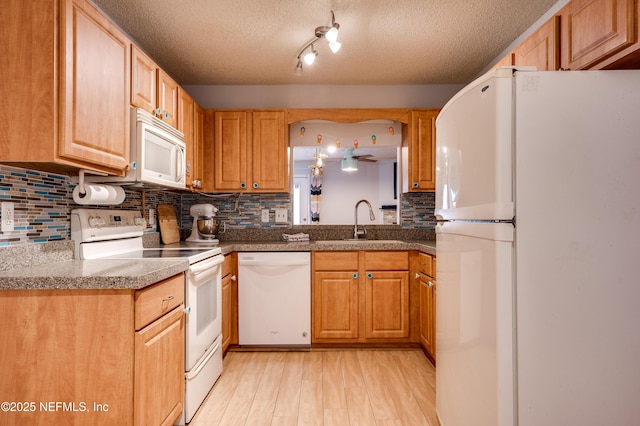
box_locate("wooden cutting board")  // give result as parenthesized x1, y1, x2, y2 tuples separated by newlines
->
(157, 204, 180, 244)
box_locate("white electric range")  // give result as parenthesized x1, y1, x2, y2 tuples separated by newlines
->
(70, 209, 223, 425)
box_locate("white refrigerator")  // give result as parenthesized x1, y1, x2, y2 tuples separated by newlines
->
(435, 68, 640, 426)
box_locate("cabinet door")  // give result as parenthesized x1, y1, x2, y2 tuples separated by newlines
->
(157, 69, 179, 128)
(408, 110, 438, 191)
(213, 111, 248, 190)
(419, 273, 436, 359)
(59, 0, 130, 172)
(194, 103, 204, 190)
(131, 45, 157, 113)
(313, 271, 359, 340)
(251, 110, 288, 191)
(134, 305, 184, 426)
(178, 88, 195, 188)
(514, 16, 560, 71)
(560, 0, 636, 70)
(221, 273, 232, 354)
(364, 271, 409, 339)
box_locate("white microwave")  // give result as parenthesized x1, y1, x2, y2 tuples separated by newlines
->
(98, 108, 186, 189)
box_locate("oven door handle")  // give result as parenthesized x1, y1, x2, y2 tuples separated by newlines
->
(189, 255, 224, 282)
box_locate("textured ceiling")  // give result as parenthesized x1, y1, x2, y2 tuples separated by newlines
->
(91, 0, 559, 85)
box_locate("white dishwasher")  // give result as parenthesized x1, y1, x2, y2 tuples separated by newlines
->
(238, 252, 311, 347)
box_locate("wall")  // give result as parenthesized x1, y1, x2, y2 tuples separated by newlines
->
(183, 84, 463, 109)
(0, 164, 435, 246)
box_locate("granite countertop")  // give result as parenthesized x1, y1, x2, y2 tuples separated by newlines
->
(0, 238, 436, 291)
(0, 258, 189, 291)
(217, 239, 437, 256)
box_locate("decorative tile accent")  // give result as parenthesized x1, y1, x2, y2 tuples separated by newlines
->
(0, 164, 435, 247)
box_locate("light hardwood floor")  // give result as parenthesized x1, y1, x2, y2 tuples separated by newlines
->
(190, 349, 438, 425)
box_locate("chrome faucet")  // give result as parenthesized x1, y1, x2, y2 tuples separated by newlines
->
(354, 199, 376, 239)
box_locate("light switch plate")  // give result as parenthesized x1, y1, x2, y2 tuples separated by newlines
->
(275, 209, 288, 223)
(261, 209, 270, 223)
(2, 202, 15, 232)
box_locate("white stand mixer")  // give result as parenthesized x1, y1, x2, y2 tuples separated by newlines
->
(186, 203, 220, 243)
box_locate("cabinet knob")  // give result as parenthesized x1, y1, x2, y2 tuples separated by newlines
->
(240, 183, 246, 189)
(164, 112, 169, 119)
(367, 273, 373, 279)
(352, 273, 358, 279)
(253, 183, 258, 189)
(413, 182, 419, 188)
(155, 108, 162, 115)
(427, 281, 433, 288)
(414, 272, 420, 279)
(231, 275, 237, 281)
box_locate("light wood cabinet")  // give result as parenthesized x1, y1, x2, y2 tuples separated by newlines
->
(513, 16, 560, 70)
(131, 44, 179, 128)
(213, 109, 288, 192)
(402, 109, 439, 192)
(416, 252, 437, 360)
(221, 253, 238, 355)
(178, 88, 204, 190)
(312, 251, 412, 343)
(1, 0, 130, 176)
(0, 273, 185, 425)
(560, 0, 640, 70)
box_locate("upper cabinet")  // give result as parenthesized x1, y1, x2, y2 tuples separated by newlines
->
(1, 0, 130, 175)
(513, 16, 560, 70)
(212, 110, 288, 192)
(560, 0, 640, 70)
(402, 109, 439, 192)
(178, 88, 204, 190)
(131, 45, 179, 128)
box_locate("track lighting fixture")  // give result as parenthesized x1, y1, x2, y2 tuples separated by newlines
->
(294, 11, 341, 75)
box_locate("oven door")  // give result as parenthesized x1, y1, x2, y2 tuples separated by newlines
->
(185, 254, 223, 371)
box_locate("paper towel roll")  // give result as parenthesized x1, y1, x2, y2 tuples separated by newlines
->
(72, 184, 126, 205)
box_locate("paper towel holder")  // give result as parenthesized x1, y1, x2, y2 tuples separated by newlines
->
(76, 169, 108, 195)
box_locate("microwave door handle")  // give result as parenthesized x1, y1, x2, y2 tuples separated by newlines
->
(176, 147, 184, 182)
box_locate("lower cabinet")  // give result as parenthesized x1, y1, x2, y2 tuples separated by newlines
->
(0, 273, 185, 425)
(312, 250, 414, 344)
(416, 252, 437, 361)
(221, 253, 238, 355)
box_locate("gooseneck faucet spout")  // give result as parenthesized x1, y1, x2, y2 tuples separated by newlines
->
(354, 199, 376, 239)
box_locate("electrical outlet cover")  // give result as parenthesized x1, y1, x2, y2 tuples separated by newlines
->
(261, 209, 270, 223)
(275, 209, 288, 223)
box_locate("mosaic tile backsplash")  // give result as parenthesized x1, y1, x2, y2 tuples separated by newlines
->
(0, 165, 435, 246)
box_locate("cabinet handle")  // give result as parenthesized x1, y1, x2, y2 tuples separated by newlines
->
(253, 183, 258, 188)
(240, 183, 246, 189)
(414, 272, 420, 279)
(352, 273, 358, 279)
(413, 182, 419, 188)
(367, 273, 373, 279)
(164, 112, 169, 119)
(427, 281, 433, 288)
(162, 295, 175, 302)
(231, 275, 237, 281)
(155, 108, 162, 116)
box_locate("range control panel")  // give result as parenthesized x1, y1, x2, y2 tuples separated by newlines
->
(71, 209, 144, 243)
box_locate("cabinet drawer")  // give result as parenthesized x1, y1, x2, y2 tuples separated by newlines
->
(364, 251, 409, 271)
(222, 253, 235, 277)
(417, 253, 433, 277)
(135, 274, 185, 330)
(314, 251, 358, 271)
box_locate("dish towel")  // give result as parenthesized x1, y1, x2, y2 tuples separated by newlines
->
(282, 233, 310, 242)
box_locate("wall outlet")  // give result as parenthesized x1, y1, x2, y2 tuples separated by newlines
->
(148, 208, 156, 226)
(2, 202, 15, 232)
(261, 209, 270, 223)
(275, 209, 288, 223)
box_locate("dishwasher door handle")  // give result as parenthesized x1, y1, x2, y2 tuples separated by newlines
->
(239, 259, 310, 267)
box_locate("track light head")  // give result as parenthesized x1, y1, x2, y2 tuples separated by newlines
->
(294, 11, 342, 75)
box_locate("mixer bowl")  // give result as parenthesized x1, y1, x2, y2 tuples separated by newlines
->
(197, 217, 218, 238)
